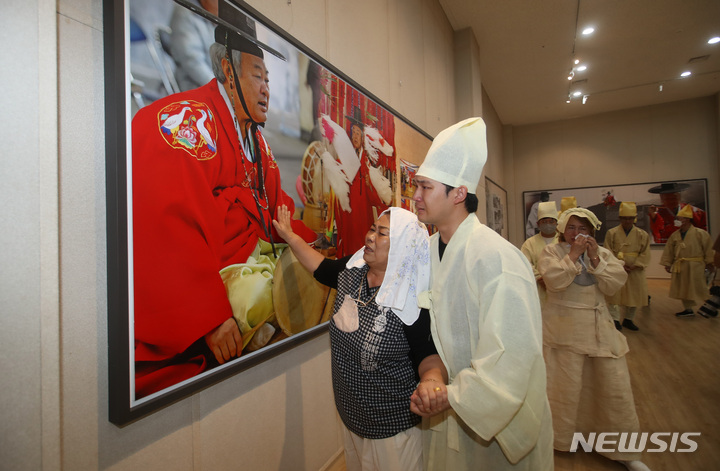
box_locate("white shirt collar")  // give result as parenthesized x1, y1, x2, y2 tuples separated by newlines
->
(217, 81, 255, 162)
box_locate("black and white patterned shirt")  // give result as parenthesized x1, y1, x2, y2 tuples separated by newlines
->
(314, 257, 436, 439)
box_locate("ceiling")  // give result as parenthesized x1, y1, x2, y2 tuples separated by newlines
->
(439, 0, 720, 126)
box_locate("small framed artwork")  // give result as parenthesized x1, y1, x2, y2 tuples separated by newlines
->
(485, 177, 508, 240)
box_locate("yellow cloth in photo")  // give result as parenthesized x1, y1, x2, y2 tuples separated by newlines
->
(220, 241, 282, 348)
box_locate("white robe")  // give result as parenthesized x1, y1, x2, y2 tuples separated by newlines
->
(419, 214, 554, 470)
(538, 243, 641, 460)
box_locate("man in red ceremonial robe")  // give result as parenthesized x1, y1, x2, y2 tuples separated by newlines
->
(132, 6, 316, 398)
(334, 107, 388, 257)
(647, 182, 707, 244)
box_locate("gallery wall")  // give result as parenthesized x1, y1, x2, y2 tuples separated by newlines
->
(509, 96, 720, 278)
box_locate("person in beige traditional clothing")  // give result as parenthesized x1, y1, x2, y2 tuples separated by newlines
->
(660, 204, 714, 317)
(521, 201, 559, 304)
(538, 207, 650, 471)
(409, 117, 554, 471)
(604, 202, 651, 331)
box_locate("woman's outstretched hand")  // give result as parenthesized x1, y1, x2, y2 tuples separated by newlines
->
(272, 205, 295, 241)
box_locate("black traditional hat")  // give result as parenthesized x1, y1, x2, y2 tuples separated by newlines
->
(173, 0, 285, 60)
(345, 106, 364, 128)
(648, 182, 690, 194)
(215, 0, 263, 58)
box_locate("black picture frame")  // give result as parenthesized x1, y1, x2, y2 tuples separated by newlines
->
(104, 0, 432, 426)
(522, 178, 710, 245)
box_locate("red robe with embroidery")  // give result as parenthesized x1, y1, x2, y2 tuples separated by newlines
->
(132, 79, 315, 396)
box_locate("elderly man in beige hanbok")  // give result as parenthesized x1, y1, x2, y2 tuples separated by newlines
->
(660, 204, 714, 317)
(604, 202, 651, 331)
(539, 207, 650, 471)
(522, 201, 559, 304)
(409, 118, 554, 471)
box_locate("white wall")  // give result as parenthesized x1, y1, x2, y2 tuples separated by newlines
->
(1, 0, 60, 470)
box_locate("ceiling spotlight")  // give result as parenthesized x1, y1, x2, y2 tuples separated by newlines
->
(582, 95, 588, 104)
(659, 83, 663, 92)
(582, 27, 595, 36)
(566, 98, 571, 104)
(577, 65, 587, 72)
(709, 37, 720, 44)
(680, 71, 692, 77)
(573, 91, 582, 97)
(574, 59, 580, 65)
(568, 71, 575, 80)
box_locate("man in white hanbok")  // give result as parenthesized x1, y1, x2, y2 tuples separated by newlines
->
(409, 118, 553, 470)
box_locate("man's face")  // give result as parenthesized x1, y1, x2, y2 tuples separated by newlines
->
(412, 176, 453, 225)
(351, 125, 363, 151)
(229, 54, 269, 124)
(660, 192, 680, 209)
(619, 216, 635, 231)
(678, 216, 692, 231)
(537, 217, 557, 236)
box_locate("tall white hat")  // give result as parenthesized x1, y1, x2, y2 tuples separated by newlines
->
(416, 117, 487, 194)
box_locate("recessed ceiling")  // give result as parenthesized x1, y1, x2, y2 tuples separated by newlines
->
(439, 0, 720, 126)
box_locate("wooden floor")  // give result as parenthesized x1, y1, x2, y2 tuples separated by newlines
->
(325, 279, 720, 471)
(554, 278, 720, 470)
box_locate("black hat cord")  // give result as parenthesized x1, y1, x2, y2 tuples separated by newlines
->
(226, 35, 277, 257)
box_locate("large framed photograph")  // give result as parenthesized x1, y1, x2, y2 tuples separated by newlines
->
(522, 179, 709, 245)
(485, 177, 508, 240)
(105, 0, 432, 425)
